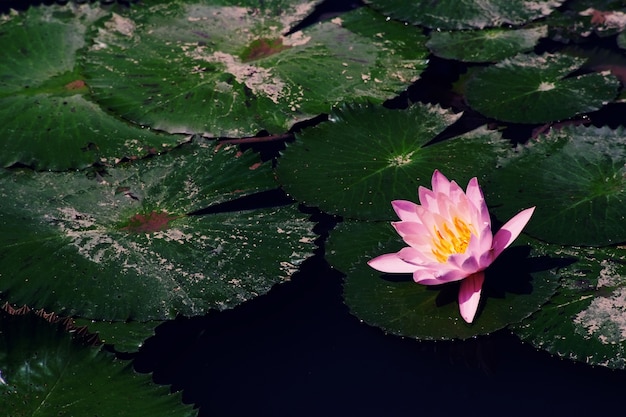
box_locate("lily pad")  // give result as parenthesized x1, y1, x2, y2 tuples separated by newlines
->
(0, 142, 315, 321)
(73, 318, 163, 353)
(512, 244, 626, 369)
(0, 308, 197, 416)
(0, 4, 182, 171)
(363, 0, 564, 30)
(485, 125, 626, 246)
(329, 221, 562, 340)
(465, 53, 620, 124)
(276, 102, 508, 221)
(82, 1, 428, 137)
(326, 219, 394, 275)
(426, 26, 547, 63)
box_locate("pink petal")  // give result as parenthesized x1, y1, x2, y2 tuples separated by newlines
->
(392, 221, 426, 238)
(397, 246, 432, 265)
(391, 200, 420, 222)
(437, 267, 471, 283)
(464, 177, 482, 207)
(434, 191, 453, 219)
(368, 253, 418, 273)
(458, 271, 485, 323)
(413, 268, 445, 285)
(492, 207, 535, 259)
(403, 233, 432, 247)
(472, 225, 494, 269)
(431, 170, 451, 195)
(465, 177, 491, 229)
(447, 180, 466, 205)
(464, 177, 485, 214)
(478, 225, 493, 254)
(460, 255, 480, 274)
(418, 186, 437, 211)
(460, 230, 489, 270)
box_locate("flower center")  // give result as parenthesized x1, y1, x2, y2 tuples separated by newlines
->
(431, 217, 473, 263)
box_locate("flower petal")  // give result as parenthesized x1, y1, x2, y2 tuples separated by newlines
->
(418, 186, 437, 211)
(416, 260, 470, 283)
(447, 180, 466, 205)
(465, 177, 491, 229)
(397, 246, 431, 265)
(465, 177, 482, 206)
(437, 267, 471, 283)
(492, 207, 535, 259)
(391, 200, 420, 222)
(458, 271, 485, 323)
(413, 268, 445, 285)
(392, 221, 426, 239)
(431, 170, 451, 195)
(368, 253, 417, 273)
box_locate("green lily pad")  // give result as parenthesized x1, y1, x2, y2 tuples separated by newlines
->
(276, 102, 508, 221)
(329, 221, 562, 340)
(82, 1, 428, 137)
(0, 141, 315, 321)
(73, 318, 163, 353)
(485, 125, 626, 246)
(326, 219, 394, 275)
(465, 53, 620, 123)
(512, 244, 626, 369)
(0, 4, 182, 171)
(363, 0, 564, 30)
(0, 308, 197, 416)
(426, 26, 547, 63)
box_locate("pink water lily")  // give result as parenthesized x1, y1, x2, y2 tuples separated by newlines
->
(368, 170, 534, 324)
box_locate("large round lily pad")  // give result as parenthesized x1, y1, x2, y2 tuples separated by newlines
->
(363, 0, 564, 29)
(0, 4, 182, 170)
(82, 1, 428, 137)
(277, 102, 508, 221)
(512, 244, 626, 369)
(485, 125, 626, 246)
(0, 308, 196, 416)
(72, 318, 164, 353)
(426, 26, 547, 63)
(329, 221, 562, 340)
(0, 142, 315, 321)
(465, 53, 620, 123)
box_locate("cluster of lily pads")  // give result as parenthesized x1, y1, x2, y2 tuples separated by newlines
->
(2, 0, 626, 414)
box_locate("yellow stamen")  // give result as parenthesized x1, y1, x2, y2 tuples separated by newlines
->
(431, 217, 473, 263)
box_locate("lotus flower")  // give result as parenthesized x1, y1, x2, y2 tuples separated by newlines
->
(368, 170, 534, 323)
